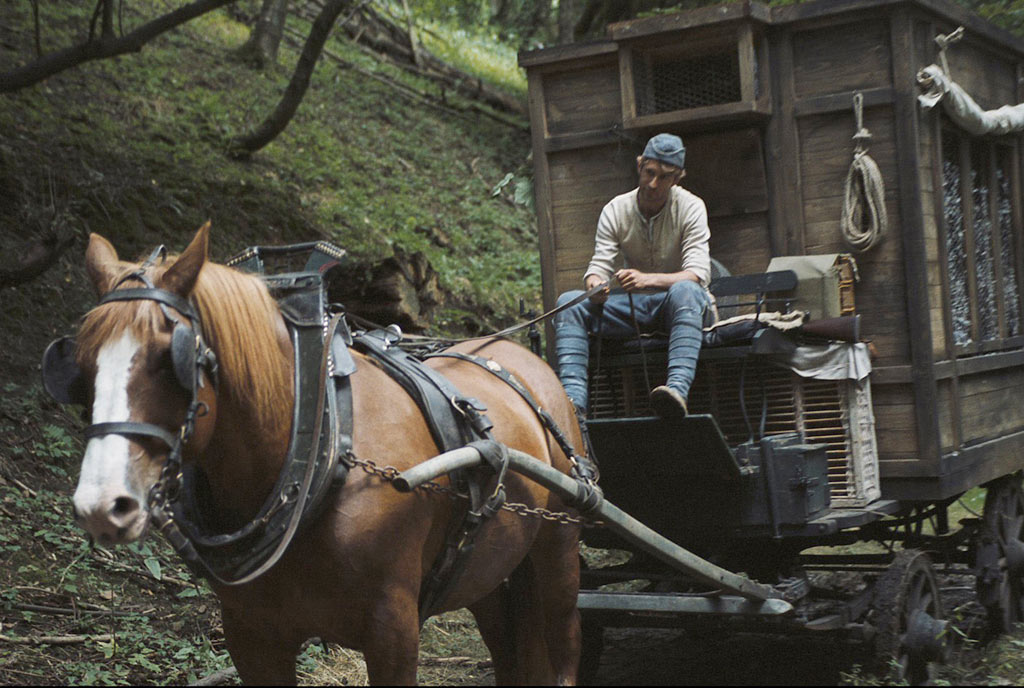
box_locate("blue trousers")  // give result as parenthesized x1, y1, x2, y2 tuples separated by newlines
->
(554, 280, 712, 412)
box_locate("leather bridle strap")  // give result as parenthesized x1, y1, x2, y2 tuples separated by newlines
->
(85, 422, 178, 449)
(97, 287, 199, 322)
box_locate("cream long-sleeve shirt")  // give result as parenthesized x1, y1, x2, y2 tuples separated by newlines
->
(584, 186, 711, 286)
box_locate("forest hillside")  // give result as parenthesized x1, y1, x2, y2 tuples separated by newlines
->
(6, 0, 1024, 685)
(0, 1, 538, 683)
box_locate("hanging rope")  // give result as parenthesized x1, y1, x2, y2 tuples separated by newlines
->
(840, 92, 888, 252)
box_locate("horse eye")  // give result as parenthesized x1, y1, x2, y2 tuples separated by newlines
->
(153, 349, 176, 378)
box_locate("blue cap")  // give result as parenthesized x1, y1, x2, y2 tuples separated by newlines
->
(642, 133, 686, 170)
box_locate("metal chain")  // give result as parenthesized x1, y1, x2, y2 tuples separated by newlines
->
(346, 452, 597, 527)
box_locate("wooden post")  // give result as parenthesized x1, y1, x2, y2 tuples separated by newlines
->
(891, 8, 942, 470)
(526, 68, 559, 361)
(764, 28, 802, 257)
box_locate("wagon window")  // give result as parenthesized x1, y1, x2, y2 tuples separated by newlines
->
(941, 128, 1024, 350)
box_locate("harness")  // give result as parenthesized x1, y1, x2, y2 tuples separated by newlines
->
(43, 245, 353, 586)
(155, 269, 354, 586)
(43, 242, 593, 612)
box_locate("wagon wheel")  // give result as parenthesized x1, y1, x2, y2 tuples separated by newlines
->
(976, 473, 1024, 635)
(870, 549, 948, 685)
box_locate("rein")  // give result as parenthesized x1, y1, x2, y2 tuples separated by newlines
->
(346, 278, 611, 347)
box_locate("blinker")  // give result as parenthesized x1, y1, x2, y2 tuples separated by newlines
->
(41, 336, 89, 406)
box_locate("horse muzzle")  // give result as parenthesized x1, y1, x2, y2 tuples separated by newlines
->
(73, 482, 149, 546)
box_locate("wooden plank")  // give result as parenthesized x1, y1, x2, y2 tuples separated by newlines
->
(791, 18, 892, 98)
(937, 376, 959, 451)
(960, 384, 1024, 445)
(548, 145, 635, 184)
(544, 131, 625, 154)
(518, 40, 617, 69)
(618, 46, 637, 126)
(764, 28, 803, 255)
(890, 8, 942, 467)
(544, 62, 622, 136)
(772, 0, 1024, 59)
(793, 86, 894, 117)
(738, 23, 757, 103)
(937, 431, 1024, 500)
(623, 99, 771, 132)
(609, 2, 771, 41)
(527, 71, 559, 359)
(707, 213, 773, 277)
(684, 128, 769, 217)
(945, 41, 1018, 111)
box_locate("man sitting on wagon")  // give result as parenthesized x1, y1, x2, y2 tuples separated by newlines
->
(554, 133, 714, 419)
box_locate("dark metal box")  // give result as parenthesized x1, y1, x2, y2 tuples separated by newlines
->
(734, 434, 830, 529)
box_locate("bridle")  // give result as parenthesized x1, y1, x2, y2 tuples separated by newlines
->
(80, 246, 218, 514)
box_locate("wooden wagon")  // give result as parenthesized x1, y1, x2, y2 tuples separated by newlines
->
(516, 0, 1024, 680)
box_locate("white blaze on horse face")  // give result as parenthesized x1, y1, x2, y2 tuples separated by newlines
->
(74, 332, 147, 542)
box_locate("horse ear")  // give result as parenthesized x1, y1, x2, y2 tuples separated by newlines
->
(162, 222, 210, 297)
(85, 233, 122, 295)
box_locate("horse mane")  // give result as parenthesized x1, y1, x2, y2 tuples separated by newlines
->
(76, 258, 293, 430)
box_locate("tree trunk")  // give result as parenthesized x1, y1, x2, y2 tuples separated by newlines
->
(234, 0, 290, 68)
(557, 0, 576, 45)
(517, 0, 551, 52)
(230, 0, 352, 156)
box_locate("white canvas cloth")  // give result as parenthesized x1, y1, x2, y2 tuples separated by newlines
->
(778, 341, 873, 382)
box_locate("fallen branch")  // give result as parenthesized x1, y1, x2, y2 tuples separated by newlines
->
(189, 665, 238, 686)
(280, 25, 526, 131)
(419, 656, 494, 668)
(9, 602, 136, 617)
(295, 1, 528, 123)
(0, 632, 114, 645)
(91, 555, 195, 589)
(2, 474, 38, 498)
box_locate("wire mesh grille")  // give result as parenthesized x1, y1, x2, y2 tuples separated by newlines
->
(634, 51, 741, 115)
(588, 356, 859, 500)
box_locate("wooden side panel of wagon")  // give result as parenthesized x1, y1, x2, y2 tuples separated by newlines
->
(520, 0, 1024, 503)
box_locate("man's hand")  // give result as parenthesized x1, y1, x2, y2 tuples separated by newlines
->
(615, 269, 701, 292)
(585, 274, 609, 304)
(615, 268, 656, 292)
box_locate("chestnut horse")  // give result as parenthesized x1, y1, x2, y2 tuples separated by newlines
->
(68, 225, 583, 684)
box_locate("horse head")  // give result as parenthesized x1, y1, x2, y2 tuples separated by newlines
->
(71, 223, 218, 546)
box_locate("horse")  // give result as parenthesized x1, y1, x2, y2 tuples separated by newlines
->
(64, 224, 584, 685)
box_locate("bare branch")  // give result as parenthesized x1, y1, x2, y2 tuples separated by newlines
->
(0, 633, 115, 646)
(230, 0, 352, 156)
(0, 0, 239, 92)
(189, 666, 239, 686)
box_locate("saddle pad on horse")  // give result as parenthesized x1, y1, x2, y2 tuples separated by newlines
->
(352, 330, 493, 452)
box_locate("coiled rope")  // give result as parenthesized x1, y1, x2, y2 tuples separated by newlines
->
(840, 92, 887, 252)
